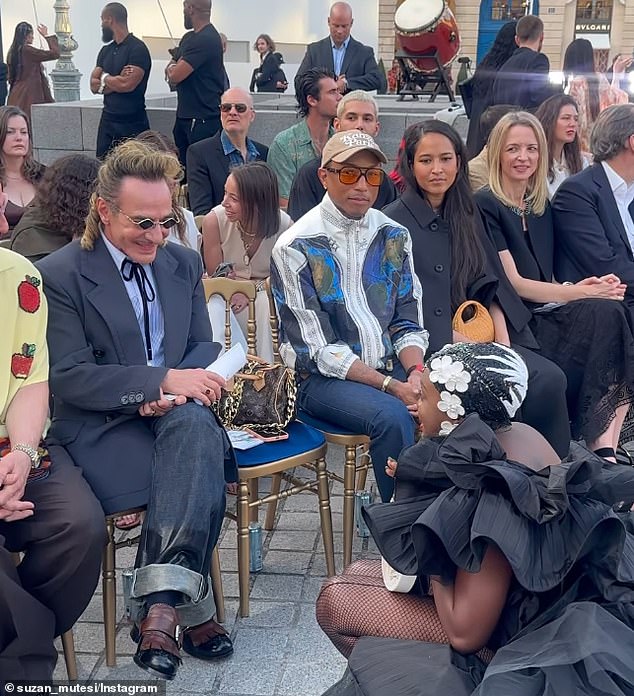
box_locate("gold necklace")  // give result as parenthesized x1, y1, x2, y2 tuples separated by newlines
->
(239, 224, 258, 265)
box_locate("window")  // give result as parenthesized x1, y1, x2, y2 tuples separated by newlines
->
(576, 0, 613, 21)
(491, 0, 530, 21)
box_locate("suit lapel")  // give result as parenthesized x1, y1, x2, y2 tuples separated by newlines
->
(152, 245, 192, 367)
(340, 38, 356, 77)
(525, 215, 553, 282)
(594, 164, 632, 252)
(81, 237, 147, 365)
(320, 37, 335, 72)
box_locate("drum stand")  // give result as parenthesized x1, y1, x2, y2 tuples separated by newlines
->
(396, 51, 455, 102)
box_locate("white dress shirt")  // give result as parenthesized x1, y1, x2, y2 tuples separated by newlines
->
(601, 161, 634, 252)
(102, 233, 166, 367)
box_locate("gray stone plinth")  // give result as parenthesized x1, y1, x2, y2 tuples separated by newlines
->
(32, 93, 465, 164)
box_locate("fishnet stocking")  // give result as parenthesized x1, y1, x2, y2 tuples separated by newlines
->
(316, 560, 494, 663)
(317, 560, 448, 658)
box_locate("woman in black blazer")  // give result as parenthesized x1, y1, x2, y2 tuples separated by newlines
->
(383, 119, 571, 456)
(476, 110, 634, 457)
(250, 34, 287, 93)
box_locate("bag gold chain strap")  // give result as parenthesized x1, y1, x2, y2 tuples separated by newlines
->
(214, 354, 297, 432)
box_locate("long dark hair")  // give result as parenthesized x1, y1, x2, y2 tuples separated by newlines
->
(535, 94, 583, 182)
(476, 21, 517, 73)
(0, 106, 44, 185)
(7, 22, 33, 84)
(231, 161, 281, 239)
(399, 120, 485, 311)
(34, 154, 100, 239)
(563, 38, 600, 121)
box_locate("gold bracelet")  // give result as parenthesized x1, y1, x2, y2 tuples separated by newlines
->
(381, 375, 393, 392)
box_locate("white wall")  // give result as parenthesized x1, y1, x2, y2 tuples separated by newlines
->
(2, 1, 379, 99)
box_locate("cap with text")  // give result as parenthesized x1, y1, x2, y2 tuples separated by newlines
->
(321, 131, 387, 167)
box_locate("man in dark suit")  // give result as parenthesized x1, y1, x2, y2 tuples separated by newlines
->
(187, 86, 267, 215)
(553, 103, 634, 309)
(38, 141, 235, 680)
(492, 15, 557, 110)
(296, 2, 386, 94)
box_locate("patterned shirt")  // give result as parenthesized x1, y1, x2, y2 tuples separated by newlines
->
(266, 119, 335, 200)
(102, 234, 166, 367)
(1, 248, 49, 435)
(220, 129, 262, 170)
(271, 194, 428, 379)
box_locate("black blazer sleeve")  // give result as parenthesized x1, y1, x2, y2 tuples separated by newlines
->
(528, 52, 553, 109)
(345, 43, 386, 92)
(186, 138, 228, 216)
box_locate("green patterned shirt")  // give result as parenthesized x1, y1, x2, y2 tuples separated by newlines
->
(266, 119, 335, 200)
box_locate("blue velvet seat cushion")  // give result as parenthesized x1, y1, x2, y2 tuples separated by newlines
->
(236, 421, 326, 467)
(298, 409, 364, 437)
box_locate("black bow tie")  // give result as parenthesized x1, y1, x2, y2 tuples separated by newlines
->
(121, 259, 156, 361)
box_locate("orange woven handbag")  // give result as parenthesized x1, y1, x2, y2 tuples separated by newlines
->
(452, 300, 495, 343)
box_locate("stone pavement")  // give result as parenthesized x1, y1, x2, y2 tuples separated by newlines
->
(54, 443, 380, 695)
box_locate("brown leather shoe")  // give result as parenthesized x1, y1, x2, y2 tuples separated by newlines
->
(133, 603, 182, 680)
(182, 617, 234, 661)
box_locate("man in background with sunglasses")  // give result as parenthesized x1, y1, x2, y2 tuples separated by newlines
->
(271, 131, 428, 504)
(186, 87, 268, 216)
(38, 140, 236, 680)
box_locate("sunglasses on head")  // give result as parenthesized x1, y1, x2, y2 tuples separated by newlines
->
(323, 165, 385, 187)
(220, 102, 249, 114)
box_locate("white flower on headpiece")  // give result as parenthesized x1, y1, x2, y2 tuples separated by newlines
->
(439, 420, 458, 436)
(437, 391, 465, 420)
(429, 356, 472, 393)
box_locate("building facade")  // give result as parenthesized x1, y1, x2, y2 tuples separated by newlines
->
(378, 0, 632, 79)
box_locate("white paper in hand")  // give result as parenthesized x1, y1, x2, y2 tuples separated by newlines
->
(206, 343, 247, 380)
(193, 344, 248, 406)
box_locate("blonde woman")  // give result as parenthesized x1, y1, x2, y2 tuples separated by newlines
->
(475, 111, 634, 458)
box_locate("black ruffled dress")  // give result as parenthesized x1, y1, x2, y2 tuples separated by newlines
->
(325, 415, 634, 696)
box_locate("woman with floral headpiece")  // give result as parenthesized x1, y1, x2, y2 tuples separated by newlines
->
(317, 341, 634, 696)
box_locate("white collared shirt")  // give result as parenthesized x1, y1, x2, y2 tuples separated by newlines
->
(601, 161, 634, 251)
(331, 37, 350, 77)
(101, 233, 166, 367)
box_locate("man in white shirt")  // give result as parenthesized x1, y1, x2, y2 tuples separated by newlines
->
(271, 131, 427, 502)
(295, 2, 386, 95)
(553, 103, 634, 310)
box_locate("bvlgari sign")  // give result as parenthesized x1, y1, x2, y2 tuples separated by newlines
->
(575, 21, 611, 32)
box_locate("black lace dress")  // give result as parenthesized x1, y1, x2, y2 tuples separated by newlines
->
(476, 188, 634, 443)
(324, 415, 634, 696)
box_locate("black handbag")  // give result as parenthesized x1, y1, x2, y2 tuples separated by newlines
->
(215, 354, 297, 432)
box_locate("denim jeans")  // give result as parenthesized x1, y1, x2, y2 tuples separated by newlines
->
(129, 402, 228, 625)
(298, 364, 416, 502)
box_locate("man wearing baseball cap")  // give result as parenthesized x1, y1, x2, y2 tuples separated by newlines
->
(271, 131, 428, 503)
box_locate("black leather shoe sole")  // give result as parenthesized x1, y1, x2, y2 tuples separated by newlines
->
(182, 632, 234, 661)
(133, 648, 180, 681)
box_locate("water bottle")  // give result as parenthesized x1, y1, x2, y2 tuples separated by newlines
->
(354, 490, 372, 538)
(249, 522, 263, 572)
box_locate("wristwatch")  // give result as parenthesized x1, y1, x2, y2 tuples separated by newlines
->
(11, 443, 41, 468)
(98, 72, 110, 94)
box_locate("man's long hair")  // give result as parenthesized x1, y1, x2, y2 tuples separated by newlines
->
(81, 140, 183, 250)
